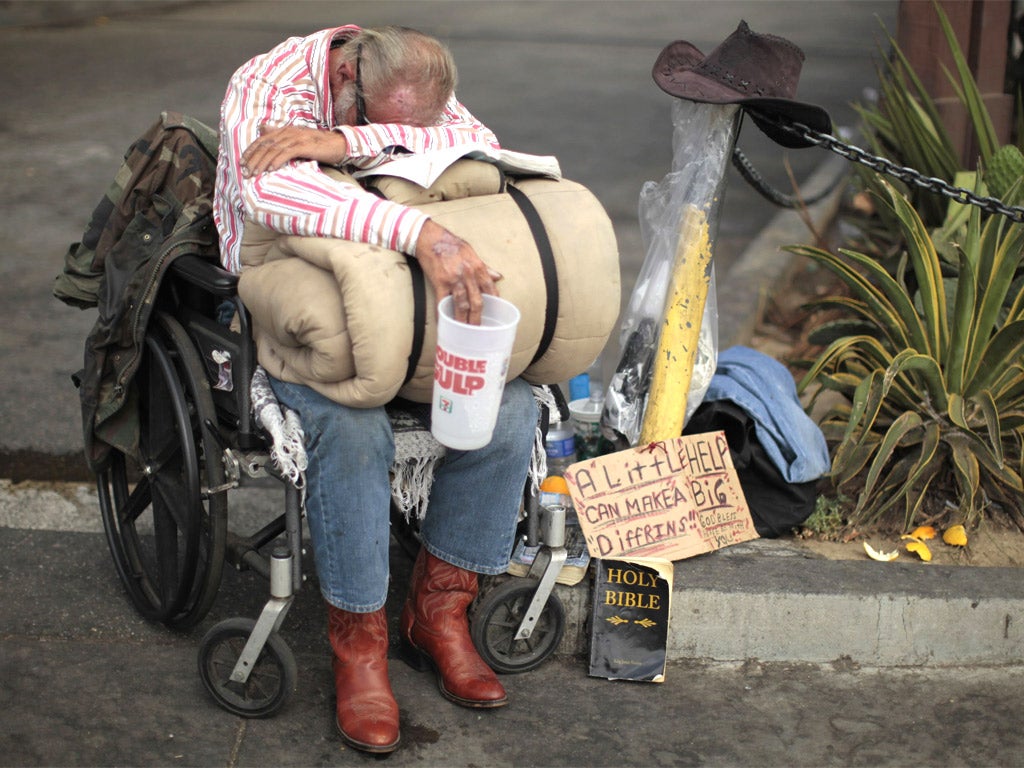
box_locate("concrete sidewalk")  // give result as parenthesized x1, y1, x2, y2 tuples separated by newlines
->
(4, 515, 1024, 767)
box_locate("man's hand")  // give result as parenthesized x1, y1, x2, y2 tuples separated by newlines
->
(415, 220, 502, 325)
(241, 124, 348, 177)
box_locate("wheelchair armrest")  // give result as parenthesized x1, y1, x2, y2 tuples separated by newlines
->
(171, 254, 239, 296)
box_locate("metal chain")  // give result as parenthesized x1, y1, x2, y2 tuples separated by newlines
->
(739, 111, 1024, 224)
(731, 145, 846, 208)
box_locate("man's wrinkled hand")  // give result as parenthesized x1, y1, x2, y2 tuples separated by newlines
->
(241, 123, 348, 177)
(414, 220, 502, 325)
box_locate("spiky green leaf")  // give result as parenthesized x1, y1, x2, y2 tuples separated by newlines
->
(935, 2, 999, 162)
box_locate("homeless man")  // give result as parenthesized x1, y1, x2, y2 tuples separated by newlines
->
(214, 25, 538, 754)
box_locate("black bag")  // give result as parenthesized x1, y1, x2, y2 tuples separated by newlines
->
(683, 399, 818, 538)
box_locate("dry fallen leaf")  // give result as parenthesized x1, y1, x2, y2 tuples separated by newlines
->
(909, 525, 937, 540)
(943, 524, 968, 547)
(901, 536, 933, 562)
(851, 191, 876, 216)
(863, 541, 899, 561)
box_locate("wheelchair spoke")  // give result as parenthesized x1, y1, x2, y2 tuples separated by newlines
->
(141, 438, 185, 485)
(117, 477, 152, 526)
(150, 468, 194, 534)
(149, 470, 201, 613)
(152, 491, 182, 607)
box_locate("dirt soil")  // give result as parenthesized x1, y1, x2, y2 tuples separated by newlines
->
(747, 256, 1024, 569)
(790, 522, 1024, 568)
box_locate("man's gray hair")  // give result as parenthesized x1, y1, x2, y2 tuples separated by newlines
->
(346, 26, 458, 123)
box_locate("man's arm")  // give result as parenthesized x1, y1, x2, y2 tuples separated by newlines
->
(241, 125, 348, 178)
(340, 96, 499, 168)
(236, 163, 500, 323)
(238, 160, 429, 255)
(220, 69, 429, 258)
(225, 77, 500, 322)
(241, 95, 497, 176)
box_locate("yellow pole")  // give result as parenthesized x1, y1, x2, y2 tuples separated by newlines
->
(638, 204, 713, 444)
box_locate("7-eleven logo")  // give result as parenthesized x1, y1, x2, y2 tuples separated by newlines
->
(439, 396, 453, 414)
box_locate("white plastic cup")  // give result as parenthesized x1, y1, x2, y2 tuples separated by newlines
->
(431, 294, 520, 450)
(568, 397, 603, 460)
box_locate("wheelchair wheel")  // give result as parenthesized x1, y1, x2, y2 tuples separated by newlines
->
(198, 617, 296, 718)
(97, 311, 227, 629)
(471, 577, 565, 674)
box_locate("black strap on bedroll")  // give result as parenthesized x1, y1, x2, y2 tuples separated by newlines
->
(403, 255, 426, 385)
(507, 183, 558, 365)
(403, 182, 557, 382)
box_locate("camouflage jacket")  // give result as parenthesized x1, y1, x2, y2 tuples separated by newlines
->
(55, 112, 220, 471)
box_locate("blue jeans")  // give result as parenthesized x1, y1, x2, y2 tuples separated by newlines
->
(269, 376, 538, 612)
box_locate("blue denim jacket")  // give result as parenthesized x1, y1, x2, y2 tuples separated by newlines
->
(703, 346, 830, 483)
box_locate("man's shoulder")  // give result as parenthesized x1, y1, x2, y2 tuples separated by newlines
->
(231, 27, 343, 85)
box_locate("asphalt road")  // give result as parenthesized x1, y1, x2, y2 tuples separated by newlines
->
(4, 521, 1024, 767)
(0, 0, 895, 472)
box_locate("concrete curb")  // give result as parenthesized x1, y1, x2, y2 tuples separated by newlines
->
(667, 540, 1024, 667)
(6, 476, 1021, 671)
(551, 537, 1024, 668)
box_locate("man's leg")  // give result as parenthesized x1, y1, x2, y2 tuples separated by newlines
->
(269, 379, 395, 610)
(419, 377, 538, 571)
(401, 378, 538, 706)
(268, 378, 400, 753)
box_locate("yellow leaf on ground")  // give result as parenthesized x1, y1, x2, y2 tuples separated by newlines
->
(863, 541, 899, 561)
(902, 537, 933, 562)
(943, 524, 968, 547)
(909, 525, 937, 540)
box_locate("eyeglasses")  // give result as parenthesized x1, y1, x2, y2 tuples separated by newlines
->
(331, 37, 370, 126)
(354, 43, 369, 126)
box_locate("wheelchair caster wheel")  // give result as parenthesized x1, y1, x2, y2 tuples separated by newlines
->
(471, 577, 565, 674)
(198, 617, 296, 718)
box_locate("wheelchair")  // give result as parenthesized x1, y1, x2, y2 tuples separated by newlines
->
(94, 250, 572, 718)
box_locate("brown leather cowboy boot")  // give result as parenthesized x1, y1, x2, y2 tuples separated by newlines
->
(399, 548, 507, 708)
(327, 605, 401, 753)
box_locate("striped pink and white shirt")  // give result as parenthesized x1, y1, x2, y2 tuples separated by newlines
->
(214, 26, 500, 273)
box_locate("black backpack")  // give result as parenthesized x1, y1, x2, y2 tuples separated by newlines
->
(684, 399, 818, 538)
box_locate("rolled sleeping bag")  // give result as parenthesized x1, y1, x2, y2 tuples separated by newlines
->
(238, 166, 620, 407)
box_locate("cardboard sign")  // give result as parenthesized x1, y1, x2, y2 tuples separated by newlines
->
(563, 432, 758, 561)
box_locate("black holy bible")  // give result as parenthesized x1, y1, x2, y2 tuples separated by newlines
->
(588, 558, 672, 682)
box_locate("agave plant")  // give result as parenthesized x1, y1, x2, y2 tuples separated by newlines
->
(852, 1, 1024, 234)
(788, 180, 1024, 532)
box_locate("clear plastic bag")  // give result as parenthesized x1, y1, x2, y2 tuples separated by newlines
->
(603, 101, 739, 446)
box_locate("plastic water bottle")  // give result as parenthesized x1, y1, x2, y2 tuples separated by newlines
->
(569, 358, 605, 403)
(568, 372, 590, 401)
(568, 356, 613, 460)
(545, 419, 577, 476)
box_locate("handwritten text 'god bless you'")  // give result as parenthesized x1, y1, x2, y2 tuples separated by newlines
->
(567, 433, 751, 557)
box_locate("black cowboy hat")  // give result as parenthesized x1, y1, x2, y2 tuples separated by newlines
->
(652, 20, 832, 148)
